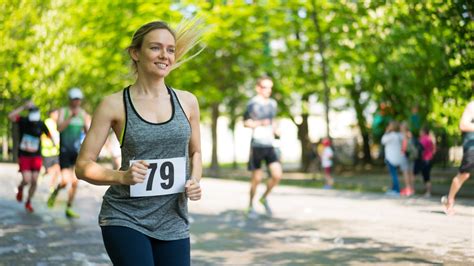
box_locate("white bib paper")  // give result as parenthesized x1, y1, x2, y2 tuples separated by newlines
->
(253, 125, 274, 141)
(20, 134, 40, 153)
(130, 157, 186, 197)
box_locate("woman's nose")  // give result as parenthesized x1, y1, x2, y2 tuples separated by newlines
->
(158, 49, 166, 58)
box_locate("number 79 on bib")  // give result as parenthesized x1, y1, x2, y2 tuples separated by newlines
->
(129, 157, 186, 197)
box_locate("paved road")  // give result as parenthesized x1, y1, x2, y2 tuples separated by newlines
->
(0, 162, 472, 265)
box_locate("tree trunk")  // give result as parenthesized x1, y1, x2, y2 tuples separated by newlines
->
(297, 95, 312, 172)
(298, 112, 312, 172)
(349, 84, 372, 163)
(310, 0, 331, 138)
(360, 132, 372, 163)
(210, 103, 219, 174)
(232, 123, 238, 169)
(2, 134, 8, 161)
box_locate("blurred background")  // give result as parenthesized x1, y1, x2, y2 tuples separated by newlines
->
(1, 0, 473, 173)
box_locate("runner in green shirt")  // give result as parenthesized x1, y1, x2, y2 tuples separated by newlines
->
(47, 88, 91, 218)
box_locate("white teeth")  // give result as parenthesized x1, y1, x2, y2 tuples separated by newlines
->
(157, 63, 166, 69)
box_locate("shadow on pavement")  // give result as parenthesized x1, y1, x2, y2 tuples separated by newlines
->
(0, 197, 109, 265)
(189, 209, 442, 265)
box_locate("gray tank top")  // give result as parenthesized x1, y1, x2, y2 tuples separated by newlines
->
(99, 85, 191, 240)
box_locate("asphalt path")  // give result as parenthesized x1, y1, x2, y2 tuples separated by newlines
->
(0, 163, 472, 265)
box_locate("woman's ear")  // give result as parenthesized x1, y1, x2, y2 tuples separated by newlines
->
(130, 48, 139, 62)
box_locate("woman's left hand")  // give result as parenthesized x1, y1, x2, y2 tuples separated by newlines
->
(185, 177, 201, 201)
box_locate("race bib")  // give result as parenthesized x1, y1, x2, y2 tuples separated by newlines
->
(19, 134, 40, 153)
(129, 157, 186, 197)
(73, 132, 85, 152)
(253, 125, 274, 141)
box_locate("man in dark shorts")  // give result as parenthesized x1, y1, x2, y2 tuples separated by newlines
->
(244, 76, 282, 217)
(8, 101, 52, 213)
(442, 100, 474, 215)
(47, 88, 90, 218)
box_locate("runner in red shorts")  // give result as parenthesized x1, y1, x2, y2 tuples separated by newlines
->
(8, 101, 53, 213)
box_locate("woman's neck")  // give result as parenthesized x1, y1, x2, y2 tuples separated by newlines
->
(132, 77, 167, 97)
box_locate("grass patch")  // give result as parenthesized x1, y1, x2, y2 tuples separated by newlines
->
(204, 167, 474, 199)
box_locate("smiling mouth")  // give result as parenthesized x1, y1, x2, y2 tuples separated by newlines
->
(155, 63, 168, 69)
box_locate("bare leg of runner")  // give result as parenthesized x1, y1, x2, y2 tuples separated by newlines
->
(47, 164, 61, 191)
(20, 171, 34, 212)
(246, 169, 263, 217)
(47, 174, 68, 208)
(16, 172, 29, 202)
(260, 162, 282, 199)
(27, 171, 39, 202)
(259, 162, 282, 216)
(442, 172, 470, 215)
(249, 169, 263, 208)
(62, 168, 80, 218)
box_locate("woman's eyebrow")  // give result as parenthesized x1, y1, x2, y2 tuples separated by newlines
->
(148, 42, 175, 47)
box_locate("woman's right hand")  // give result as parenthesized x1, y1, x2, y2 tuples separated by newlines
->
(120, 160, 149, 185)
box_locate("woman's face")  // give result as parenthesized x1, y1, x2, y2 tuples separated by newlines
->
(133, 29, 176, 77)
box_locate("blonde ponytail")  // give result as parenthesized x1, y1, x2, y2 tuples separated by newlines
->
(171, 17, 208, 70)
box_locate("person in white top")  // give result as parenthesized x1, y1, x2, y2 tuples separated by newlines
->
(320, 138, 334, 189)
(381, 121, 404, 195)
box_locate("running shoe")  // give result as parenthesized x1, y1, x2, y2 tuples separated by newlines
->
(65, 208, 80, 219)
(400, 188, 413, 197)
(384, 190, 400, 197)
(25, 201, 34, 213)
(323, 184, 333, 190)
(16, 185, 23, 202)
(245, 206, 258, 219)
(47, 191, 58, 208)
(441, 195, 448, 206)
(441, 195, 448, 204)
(441, 195, 455, 216)
(259, 198, 273, 216)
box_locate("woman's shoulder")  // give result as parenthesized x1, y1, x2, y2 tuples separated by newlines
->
(93, 90, 125, 118)
(172, 88, 198, 105)
(172, 87, 195, 97)
(102, 90, 124, 105)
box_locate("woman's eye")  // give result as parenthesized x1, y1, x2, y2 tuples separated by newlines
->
(151, 47, 160, 51)
(167, 48, 175, 53)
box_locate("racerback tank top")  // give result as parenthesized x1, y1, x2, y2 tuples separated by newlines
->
(99, 85, 191, 240)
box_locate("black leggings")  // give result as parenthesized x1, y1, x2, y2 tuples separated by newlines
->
(414, 160, 432, 182)
(101, 226, 190, 266)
